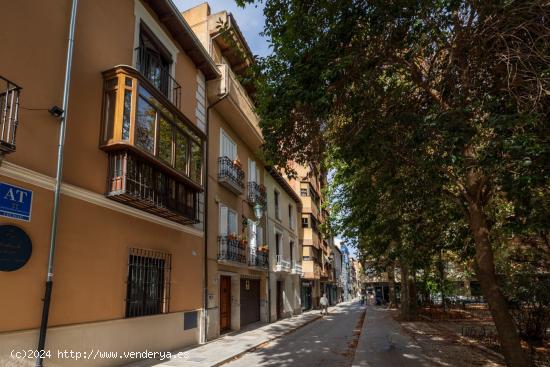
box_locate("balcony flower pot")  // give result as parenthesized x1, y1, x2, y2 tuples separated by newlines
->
(233, 159, 243, 169)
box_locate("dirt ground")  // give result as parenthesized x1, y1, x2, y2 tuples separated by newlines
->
(393, 308, 550, 367)
(396, 316, 505, 367)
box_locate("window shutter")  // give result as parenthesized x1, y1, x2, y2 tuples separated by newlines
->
(257, 226, 263, 246)
(230, 141, 236, 161)
(228, 209, 237, 235)
(219, 205, 228, 236)
(248, 219, 256, 249)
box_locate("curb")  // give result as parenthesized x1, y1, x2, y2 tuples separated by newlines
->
(213, 310, 329, 366)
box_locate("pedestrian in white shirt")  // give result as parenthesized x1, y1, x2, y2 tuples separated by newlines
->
(320, 294, 329, 316)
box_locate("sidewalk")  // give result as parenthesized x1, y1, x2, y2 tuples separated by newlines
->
(352, 305, 431, 367)
(129, 304, 341, 367)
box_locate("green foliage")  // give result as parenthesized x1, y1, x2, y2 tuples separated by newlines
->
(242, 0, 549, 358)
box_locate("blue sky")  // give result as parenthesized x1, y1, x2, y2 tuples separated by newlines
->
(175, 0, 271, 57)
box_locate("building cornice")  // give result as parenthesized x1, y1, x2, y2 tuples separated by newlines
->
(0, 161, 204, 237)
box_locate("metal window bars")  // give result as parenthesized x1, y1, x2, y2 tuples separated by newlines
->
(0, 76, 21, 155)
(135, 46, 181, 108)
(125, 247, 171, 318)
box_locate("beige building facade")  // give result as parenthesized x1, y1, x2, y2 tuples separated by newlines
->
(0, 0, 218, 365)
(183, 3, 269, 340)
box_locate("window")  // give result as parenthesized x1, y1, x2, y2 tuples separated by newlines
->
(219, 204, 238, 236)
(289, 205, 294, 229)
(248, 159, 260, 183)
(136, 95, 156, 153)
(275, 232, 281, 256)
(125, 248, 171, 318)
(132, 85, 202, 184)
(300, 188, 308, 196)
(290, 240, 294, 265)
(220, 129, 237, 160)
(257, 225, 263, 246)
(302, 216, 309, 228)
(274, 190, 280, 220)
(138, 24, 173, 97)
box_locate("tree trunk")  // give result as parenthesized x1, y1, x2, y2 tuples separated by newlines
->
(465, 173, 528, 367)
(387, 262, 397, 309)
(409, 270, 418, 319)
(400, 260, 411, 320)
(438, 251, 446, 312)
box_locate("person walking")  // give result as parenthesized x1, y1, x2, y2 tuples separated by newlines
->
(320, 293, 329, 316)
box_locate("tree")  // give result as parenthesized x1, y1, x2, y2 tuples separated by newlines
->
(241, 1, 549, 365)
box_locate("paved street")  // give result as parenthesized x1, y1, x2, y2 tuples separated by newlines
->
(223, 301, 366, 367)
(127, 301, 442, 367)
(352, 305, 430, 367)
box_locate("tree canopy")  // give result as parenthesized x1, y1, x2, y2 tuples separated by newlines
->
(241, 1, 549, 366)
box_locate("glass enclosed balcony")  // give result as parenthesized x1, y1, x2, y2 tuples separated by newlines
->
(100, 66, 204, 224)
(0, 76, 21, 156)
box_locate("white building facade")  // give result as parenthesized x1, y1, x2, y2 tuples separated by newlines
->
(264, 169, 303, 320)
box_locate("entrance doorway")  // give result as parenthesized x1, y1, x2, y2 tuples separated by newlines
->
(240, 278, 260, 326)
(220, 276, 231, 332)
(276, 280, 283, 319)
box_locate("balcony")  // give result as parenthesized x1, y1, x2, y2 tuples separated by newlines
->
(249, 249, 269, 270)
(135, 46, 181, 108)
(0, 76, 21, 156)
(247, 181, 266, 207)
(218, 235, 247, 265)
(275, 255, 291, 272)
(218, 156, 244, 194)
(291, 262, 303, 275)
(100, 66, 204, 223)
(207, 64, 263, 151)
(107, 150, 199, 224)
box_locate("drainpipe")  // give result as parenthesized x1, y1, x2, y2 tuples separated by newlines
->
(203, 78, 229, 343)
(35, 0, 78, 366)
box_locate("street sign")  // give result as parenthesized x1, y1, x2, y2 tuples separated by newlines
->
(0, 182, 33, 222)
(0, 225, 32, 271)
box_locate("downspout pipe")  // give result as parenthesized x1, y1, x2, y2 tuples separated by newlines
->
(36, 0, 78, 365)
(203, 86, 229, 343)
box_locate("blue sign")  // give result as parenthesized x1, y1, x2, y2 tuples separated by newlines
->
(0, 225, 32, 271)
(0, 182, 33, 222)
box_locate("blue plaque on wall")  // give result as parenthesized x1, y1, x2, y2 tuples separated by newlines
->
(0, 225, 32, 271)
(0, 182, 33, 221)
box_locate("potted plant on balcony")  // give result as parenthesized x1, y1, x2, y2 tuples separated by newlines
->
(233, 159, 243, 169)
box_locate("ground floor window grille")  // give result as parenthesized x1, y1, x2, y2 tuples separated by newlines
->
(125, 248, 171, 318)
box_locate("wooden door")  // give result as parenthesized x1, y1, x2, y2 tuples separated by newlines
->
(220, 276, 231, 332)
(276, 281, 283, 320)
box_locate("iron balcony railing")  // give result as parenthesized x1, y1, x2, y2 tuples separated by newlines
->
(218, 156, 245, 194)
(107, 150, 200, 224)
(292, 262, 302, 275)
(0, 76, 21, 155)
(247, 181, 267, 207)
(135, 46, 181, 108)
(249, 250, 269, 269)
(218, 235, 247, 264)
